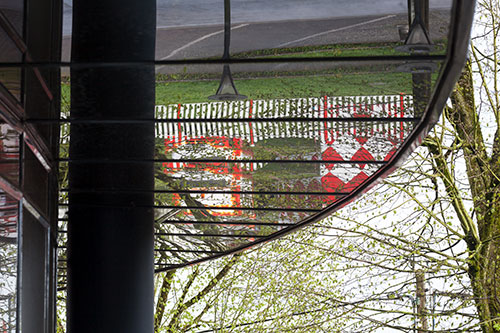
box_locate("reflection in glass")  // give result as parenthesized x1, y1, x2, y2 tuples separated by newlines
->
(60, 62, 427, 267)
(58, 9, 438, 267)
(397, 0, 434, 53)
(0, 7, 23, 100)
(152, 91, 416, 264)
(151, 0, 451, 61)
(0, 191, 17, 332)
(208, 0, 247, 101)
(155, 60, 439, 102)
(0, 124, 19, 186)
(208, 65, 247, 101)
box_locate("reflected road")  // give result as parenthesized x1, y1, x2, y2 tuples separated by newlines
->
(63, 0, 452, 34)
(61, 0, 452, 65)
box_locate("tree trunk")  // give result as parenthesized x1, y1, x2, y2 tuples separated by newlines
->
(416, 270, 428, 333)
(471, 216, 500, 332)
(447, 64, 500, 332)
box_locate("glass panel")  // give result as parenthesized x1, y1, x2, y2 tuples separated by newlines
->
(231, 0, 451, 58)
(62, 61, 431, 157)
(152, 0, 451, 61)
(0, 29, 22, 100)
(155, 160, 384, 203)
(57, 212, 67, 290)
(156, 121, 413, 161)
(0, 2, 23, 100)
(158, 221, 286, 236)
(60, 63, 439, 118)
(61, 59, 429, 266)
(0, 1, 24, 36)
(155, 0, 224, 60)
(60, 1, 453, 61)
(62, 0, 72, 37)
(0, 191, 18, 333)
(155, 218, 289, 267)
(155, 232, 253, 267)
(156, 225, 280, 250)
(0, 123, 19, 187)
(22, 146, 49, 217)
(61, 2, 447, 268)
(0, 67, 21, 101)
(0, 9, 23, 64)
(155, 61, 439, 108)
(157, 0, 223, 28)
(155, 207, 317, 225)
(62, 1, 72, 63)
(155, 251, 217, 268)
(155, 191, 331, 210)
(20, 207, 48, 332)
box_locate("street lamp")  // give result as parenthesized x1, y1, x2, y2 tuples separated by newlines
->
(208, 0, 247, 101)
(396, 0, 435, 54)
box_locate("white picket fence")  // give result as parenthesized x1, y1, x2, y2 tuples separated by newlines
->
(155, 95, 413, 146)
(61, 95, 414, 146)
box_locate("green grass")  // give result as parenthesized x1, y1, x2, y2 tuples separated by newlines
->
(155, 72, 414, 105)
(62, 71, 423, 107)
(154, 41, 445, 104)
(62, 40, 444, 106)
(231, 41, 447, 59)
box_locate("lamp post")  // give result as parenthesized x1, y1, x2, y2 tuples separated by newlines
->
(208, 0, 247, 101)
(396, 0, 434, 53)
(396, 0, 433, 116)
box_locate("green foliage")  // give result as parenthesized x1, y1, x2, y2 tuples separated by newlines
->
(153, 227, 347, 332)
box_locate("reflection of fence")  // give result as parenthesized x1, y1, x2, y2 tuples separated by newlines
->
(163, 136, 254, 218)
(159, 95, 415, 216)
(155, 95, 413, 146)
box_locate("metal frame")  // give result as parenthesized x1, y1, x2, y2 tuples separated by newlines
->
(0, 54, 446, 67)
(0, 11, 54, 173)
(27, 116, 421, 123)
(0, 0, 61, 331)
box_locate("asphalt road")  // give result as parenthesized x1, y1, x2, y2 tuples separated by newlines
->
(60, 0, 452, 77)
(62, 0, 453, 34)
(61, 8, 451, 67)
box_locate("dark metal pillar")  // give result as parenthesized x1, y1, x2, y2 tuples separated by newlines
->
(209, 0, 246, 101)
(67, 1, 156, 332)
(223, 0, 231, 61)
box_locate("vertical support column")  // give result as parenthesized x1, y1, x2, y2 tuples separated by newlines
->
(68, 1, 156, 332)
(21, 0, 62, 332)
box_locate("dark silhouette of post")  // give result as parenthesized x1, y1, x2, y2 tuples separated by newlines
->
(223, 0, 231, 61)
(67, 1, 156, 332)
(209, 0, 247, 101)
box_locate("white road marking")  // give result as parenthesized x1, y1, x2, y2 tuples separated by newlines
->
(161, 24, 249, 60)
(277, 15, 396, 47)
